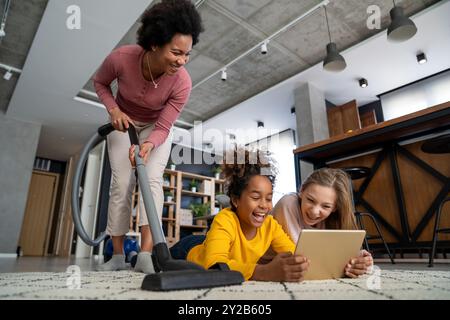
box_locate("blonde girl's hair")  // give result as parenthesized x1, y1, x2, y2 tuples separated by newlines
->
(300, 168, 357, 230)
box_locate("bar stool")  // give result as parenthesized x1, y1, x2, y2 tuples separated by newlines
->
(342, 166, 395, 264)
(420, 133, 450, 267)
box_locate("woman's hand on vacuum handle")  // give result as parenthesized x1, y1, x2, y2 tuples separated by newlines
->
(129, 142, 154, 167)
(110, 107, 133, 132)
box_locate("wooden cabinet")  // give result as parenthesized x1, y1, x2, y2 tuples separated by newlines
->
(359, 108, 377, 128)
(327, 100, 362, 137)
(132, 169, 224, 247)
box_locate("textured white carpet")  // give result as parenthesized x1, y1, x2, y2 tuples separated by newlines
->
(1, 268, 449, 300)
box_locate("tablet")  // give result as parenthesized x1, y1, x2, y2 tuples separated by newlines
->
(294, 229, 366, 280)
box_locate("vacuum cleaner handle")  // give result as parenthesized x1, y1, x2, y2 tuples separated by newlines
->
(126, 125, 206, 271)
(127, 123, 139, 146)
(98, 123, 115, 137)
(127, 124, 167, 246)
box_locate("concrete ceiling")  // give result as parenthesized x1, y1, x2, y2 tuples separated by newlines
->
(1, 0, 446, 161)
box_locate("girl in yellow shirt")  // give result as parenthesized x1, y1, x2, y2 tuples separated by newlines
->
(169, 148, 310, 281)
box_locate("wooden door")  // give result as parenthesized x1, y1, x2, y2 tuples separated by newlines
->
(54, 156, 75, 257)
(19, 171, 59, 256)
(327, 100, 361, 137)
(360, 109, 377, 128)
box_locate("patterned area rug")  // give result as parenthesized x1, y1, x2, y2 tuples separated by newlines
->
(1, 268, 449, 300)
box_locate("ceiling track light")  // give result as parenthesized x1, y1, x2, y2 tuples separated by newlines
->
(257, 121, 264, 128)
(221, 68, 227, 81)
(416, 52, 427, 64)
(3, 69, 12, 80)
(322, 5, 346, 72)
(192, 0, 329, 89)
(359, 78, 368, 88)
(0, 23, 5, 38)
(261, 40, 269, 54)
(387, 0, 417, 42)
(0, 0, 11, 39)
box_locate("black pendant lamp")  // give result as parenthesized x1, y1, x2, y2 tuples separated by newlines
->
(323, 5, 346, 72)
(387, 0, 417, 42)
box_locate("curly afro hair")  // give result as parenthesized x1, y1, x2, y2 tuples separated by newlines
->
(137, 0, 204, 50)
(222, 147, 278, 211)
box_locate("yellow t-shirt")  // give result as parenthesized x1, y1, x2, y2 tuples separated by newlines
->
(187, 207, 295, 280)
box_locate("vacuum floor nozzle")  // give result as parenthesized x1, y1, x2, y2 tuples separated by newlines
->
(141, 269, 244, 291)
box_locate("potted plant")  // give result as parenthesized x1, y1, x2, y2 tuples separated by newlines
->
(189, 202, 211, 225)
(189, 179, 198, 192)
(168, 160, 176, 171)
(164, 190, 174, 202)
(212, 165, 222, 179)
(163, 173, 170, 187)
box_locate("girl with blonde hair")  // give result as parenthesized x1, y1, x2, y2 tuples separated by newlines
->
(268, 168, 373, 278)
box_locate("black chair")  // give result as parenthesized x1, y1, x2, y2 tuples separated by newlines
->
(420, 134, 450, 267)
(342, 166, 395, 264)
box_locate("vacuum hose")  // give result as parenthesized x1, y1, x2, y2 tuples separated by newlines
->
(71, 123, 114, 246)
(72, 123, 246, 290)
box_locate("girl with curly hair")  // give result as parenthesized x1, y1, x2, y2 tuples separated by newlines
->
(94, 0, 203, 273)
(169, 148, 310, 282)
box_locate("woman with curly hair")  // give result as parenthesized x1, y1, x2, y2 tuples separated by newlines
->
(169, 148, 310, 282)
(94, 0, 203, 273)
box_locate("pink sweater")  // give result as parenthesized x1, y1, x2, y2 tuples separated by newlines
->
(93, 45, 192, 148)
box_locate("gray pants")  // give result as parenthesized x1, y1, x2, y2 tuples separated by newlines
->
(106, 121, 172, 236)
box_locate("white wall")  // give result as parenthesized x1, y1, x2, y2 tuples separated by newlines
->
(381, 70, 450, 121)
(0, 114, 41, 254)
(248, 130, 297, 205)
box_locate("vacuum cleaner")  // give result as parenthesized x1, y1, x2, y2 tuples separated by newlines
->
(72, 123, 244, 291)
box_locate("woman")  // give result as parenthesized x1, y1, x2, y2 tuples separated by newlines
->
(94, 0, 203, 273)
(264, 168, 373, 278)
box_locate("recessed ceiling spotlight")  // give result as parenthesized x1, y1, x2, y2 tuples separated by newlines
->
(359, 78, 368, 88)
(416, 52, 427, 64)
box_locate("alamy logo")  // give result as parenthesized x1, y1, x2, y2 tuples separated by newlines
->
(366, 5, 381, 30)
(66, 265, 81, 289)
(66, 5, 81, 30)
